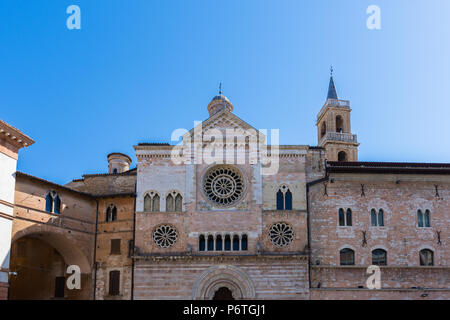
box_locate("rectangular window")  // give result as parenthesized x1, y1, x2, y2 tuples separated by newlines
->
(109, 270, 120, 296)
(54, 277, 65, 298)
(110, 239, 121, 255)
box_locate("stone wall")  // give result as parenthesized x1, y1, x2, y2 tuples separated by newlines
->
(95, 196, 134, 300)
(10, 174, 96, 299)
(134, 257, 309, 300)
(308, 171, 450, 297)
(66, 172, 136, 196)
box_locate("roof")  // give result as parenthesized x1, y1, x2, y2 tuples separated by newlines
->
(0, 119, 35, 149)
(327, 76, 338, 100)
(137, 143, 170, 146)
(327, 161, 450, 174)
(107, 152, 132, 163)
(81, 167, 137, 178)
(16, 171, 93, 198)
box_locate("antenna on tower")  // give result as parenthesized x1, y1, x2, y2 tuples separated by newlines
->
(219, 82, 222, 95)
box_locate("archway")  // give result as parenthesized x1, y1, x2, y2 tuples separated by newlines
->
(320, 122, 327, 139)
(9, 230, 92, 300)
(336, 115, 344, 133)
(338, 151, 348, 162)
(193, 265, 256, 300)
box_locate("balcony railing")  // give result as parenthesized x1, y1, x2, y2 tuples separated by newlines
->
(317, 99, 350, 120)
(320, 132, 358, 145)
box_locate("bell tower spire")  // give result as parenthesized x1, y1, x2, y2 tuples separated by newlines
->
(316, 68, 359, 162)
(327, 66, 338, 100)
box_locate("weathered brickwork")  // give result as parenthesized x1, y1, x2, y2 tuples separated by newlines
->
(67, 171, 136, 196)
(94, 196, 134, 300)
(10, 173, 96, 299)
(134, 258, 309, 300)
(309, 170, 450, 297)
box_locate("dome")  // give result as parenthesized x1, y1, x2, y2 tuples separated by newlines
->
(207, 93, 233, 117)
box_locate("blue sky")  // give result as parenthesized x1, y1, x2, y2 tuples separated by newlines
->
(1, 0, 450, 184)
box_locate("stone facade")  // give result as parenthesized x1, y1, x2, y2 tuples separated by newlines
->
(3, 77, 449, 300)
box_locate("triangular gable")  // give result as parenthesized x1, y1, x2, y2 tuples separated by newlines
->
(182, 108, 266, 143)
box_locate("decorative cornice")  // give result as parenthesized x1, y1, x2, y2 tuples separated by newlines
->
(0, 120, 34, 149)
(133, 252, 308, 262)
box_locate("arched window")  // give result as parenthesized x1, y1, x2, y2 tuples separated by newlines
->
(417, 210, 424, 227)
(338, 208, 345, 226)
(152, 194, 160, 212)
(144, 194, 152, 211)
(53, 195, 61, 214)
(143, 191, 160, 212)
(336, 115, 344, 133)
(285, 190, 292, 210)
(371, 209, 384, 226)
(166, 194, 174, 212)
(424, 210, 430, 227)
(276, 190, 284, 210)
(338, 151, 348, 162)
(276, 185, 293, 210)
(113, 168, 118, 174)
(320, 122, 327, 139)
(199, 235, 205, 251)
(224, 235, 231, 251)
(45, 193, 53, 213)
(419, 249, 433, 266)
(166, 191, 182, 212)
(372, 249, 387, 266)
(45, 191, 61, 214)
(112, 206, 117, 221)
(106, 204, 117, 222)
(175, 194, 183, 212)
(216, 235, 223, 251)
(346, 209, 352, 226)
(232, 235, 240, 251)
(378, 209, 384, 226)
(207, 235, 214, 251)
(370, 209, 377, 226)
(241, 234, 248, 251)
(340, 248, 355, 265)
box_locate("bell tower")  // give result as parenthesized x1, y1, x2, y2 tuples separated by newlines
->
(316, 68, 359, 161)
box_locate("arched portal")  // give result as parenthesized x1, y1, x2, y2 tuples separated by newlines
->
(9, 229, 92, 300)
(192, 265, 256, 300)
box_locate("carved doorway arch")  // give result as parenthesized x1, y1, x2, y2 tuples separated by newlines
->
(193, 265, 255, 300)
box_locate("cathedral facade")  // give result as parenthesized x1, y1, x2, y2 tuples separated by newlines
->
(2, 76, 449, 300)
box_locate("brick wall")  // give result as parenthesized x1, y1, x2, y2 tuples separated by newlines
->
(134, 257, 309, 300)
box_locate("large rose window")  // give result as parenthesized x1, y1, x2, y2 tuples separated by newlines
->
(203, 165, 245, 207)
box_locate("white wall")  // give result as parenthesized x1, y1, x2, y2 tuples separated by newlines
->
(0, 152, 17, 283)
(136, 160, 186, 212)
